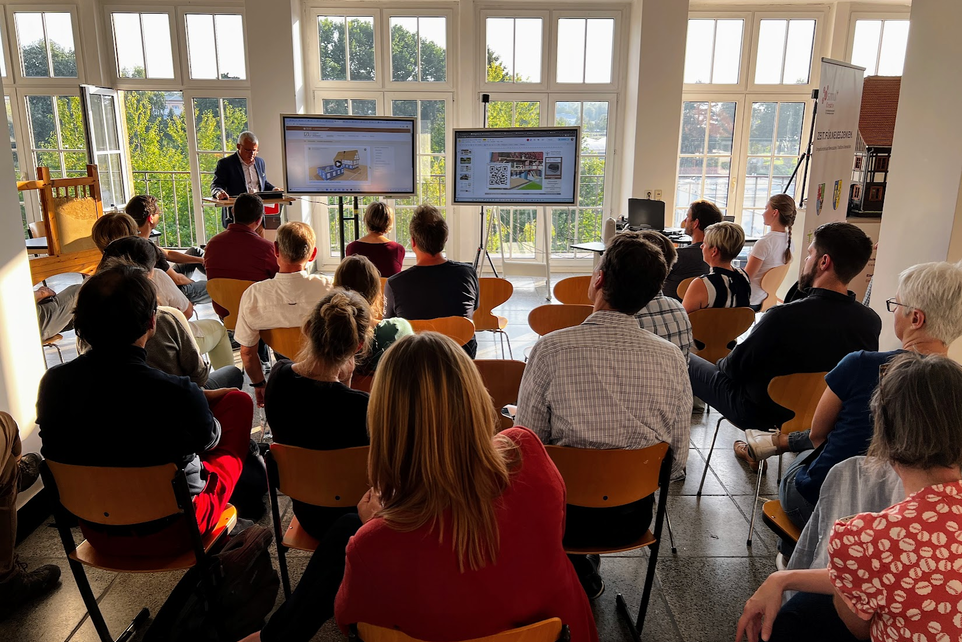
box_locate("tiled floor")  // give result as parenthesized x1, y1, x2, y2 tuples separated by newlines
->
(14, 275, 787, 642)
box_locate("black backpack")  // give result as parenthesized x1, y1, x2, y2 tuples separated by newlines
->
(146, 525, 280, 641)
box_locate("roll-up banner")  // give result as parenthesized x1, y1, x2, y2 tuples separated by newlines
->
(800, 58, 865, 279)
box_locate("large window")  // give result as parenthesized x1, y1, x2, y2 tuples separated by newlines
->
(485, 18, 543, 84)
(110, 13, 175, 79)
(684, 19, 744, 85)
(556, 19, 614, 84)
(185, 13, 246, 80)
(851, 19, 909, 76)
(195, 97, 249, 240)
(676, 101, 737, 222)
(25, 95, 86, 178)
(742, 101, 805, 236)
(390, 17, 446, 82)
(754, 19, 816, 85)
(14, 12, 77, 78)
(317, 16, 376, 82)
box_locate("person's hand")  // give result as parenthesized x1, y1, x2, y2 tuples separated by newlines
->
(254, 386, 266, 408)
(34, 286, 56, 302)
(735, 573, 786, 642)
(357, 488, 382, 524)
(172, 272, 193, 287)
(202, 387, 235, 407)
(215, 190, 228, 201)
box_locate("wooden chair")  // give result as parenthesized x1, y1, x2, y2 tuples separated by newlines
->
(261, 327, 307, 361)
(266, 444, 370, 597)
(545, 443, 672, 642)
(206, 278, 255, 331)
(40, 460, 237, 642)
(552, 276, 592, 305)
(407, 317, 476, 347)
(527, 304, 593, 337)
(474, 359, 526, 431)
(745, 372, 828, 545)
(42, 334, 65, 367)
(349, 618, 569, 642)
(761, 499, 802, 544)
(676, 276, 696, 299)
(377, 277, 388, 320)
(759, 264, 790, 312)
(475, 277, 514, 359)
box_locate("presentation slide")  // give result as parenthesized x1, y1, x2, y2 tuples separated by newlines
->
(281, 115, 416, 195)
(453, 128, 580, 205)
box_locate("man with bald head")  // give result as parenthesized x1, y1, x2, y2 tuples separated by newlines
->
(211, 131, 278, 227)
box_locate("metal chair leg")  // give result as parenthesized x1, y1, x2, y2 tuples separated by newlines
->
(697, 417, 723, 496)
(502, 331, 513, 360)
(747, 459, 766, 547)
(665, 504, 677, 555)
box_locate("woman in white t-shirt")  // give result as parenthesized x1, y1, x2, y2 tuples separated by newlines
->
(744, 194, 796, 310)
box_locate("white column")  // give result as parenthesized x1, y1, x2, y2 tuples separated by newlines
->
(870, 0, 962, 349)
(618, 0, 689, 225)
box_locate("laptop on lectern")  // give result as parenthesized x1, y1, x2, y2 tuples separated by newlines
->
(626, 198, 666, 231)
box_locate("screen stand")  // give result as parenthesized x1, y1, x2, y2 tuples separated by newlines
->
(338, 196, 361, 258)
(472, 206, 499, 277)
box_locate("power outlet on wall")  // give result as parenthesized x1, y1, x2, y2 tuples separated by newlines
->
(644, 189, 664, 201)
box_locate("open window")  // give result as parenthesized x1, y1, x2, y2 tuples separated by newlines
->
(81, 85, 130, 209)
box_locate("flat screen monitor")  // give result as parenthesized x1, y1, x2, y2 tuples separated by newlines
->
(453, 127, 580, 205)
(280, 114, 417, 196)
(627, 198, 666, 230)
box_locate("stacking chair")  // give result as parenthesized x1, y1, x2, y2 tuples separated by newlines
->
(759, 264, 790, 312)
(407, 316, 476, 347)
(527, 304, 593, 337)
(266, 444, 370, 597)
(676, 277, 696, 299)
(41, 460, 237, 642)
(349, 618, 569, 642)
(552, 276, 592, 305)
(261, 327, 307, 361)
(745, 372, 828, 545)
(474, 359, 526, 431)
(761, 500, 802, 544)
(42, 334, 65, 366)
(545, 443, 672, 642)
(206, 278, 255, 331)
(476, 277, 514, 359)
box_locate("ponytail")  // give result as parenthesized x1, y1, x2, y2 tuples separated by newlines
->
(769, 194, 797, 264)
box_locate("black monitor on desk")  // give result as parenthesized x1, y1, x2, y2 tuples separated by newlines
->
(627, 198, 666, 231)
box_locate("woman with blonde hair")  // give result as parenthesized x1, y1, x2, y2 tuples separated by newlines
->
(745, 193, 796, 311)
(247, 333, 598, 642)
(682, 221, 751, 313)
(264, 289, 373, 540)
(333, 254, 412, 375)
(344, 201, 406, 277)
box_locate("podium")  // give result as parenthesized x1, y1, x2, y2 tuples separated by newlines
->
(202, 196, 296, 241)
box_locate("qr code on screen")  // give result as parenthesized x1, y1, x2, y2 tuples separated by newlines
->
(488, 163, 510, 188)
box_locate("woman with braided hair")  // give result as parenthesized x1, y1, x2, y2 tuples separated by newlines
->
(745, 193, 796, 310)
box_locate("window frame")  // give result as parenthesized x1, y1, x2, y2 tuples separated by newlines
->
(548, 9, 623, 91)
(746, 10, 825, 93)
(7, 5, 84, 85)
(311, 89, 385, 116)
(683, 12, 752, 91)
(479, 9, 550, 92)
(175, 7, 251, 88)
(103, 7, 181, 87)
(307, 9, 381, 89)
(847, 12, 911, 77)
(383, 10, 455, 90)
(0, 6, 11, 79)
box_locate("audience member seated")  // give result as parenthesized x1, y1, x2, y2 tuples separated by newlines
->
(344, 202, 406, 277)
(664, 199, 723, 300)
(37, 265, 252, 556)
(682, 221, 750, 313)
(736, 353, 962, 642)
(203, 193, 280, 319)
(124, 195, 210, 305)
(265, 290, 372, 540)
(689, 222, 880, 440)
(333, 255, 413, 375)
(635, 231, 694, 358)
(738, 261, 962, 530)
(0, 412, 60, 621)
(94, 237, 243, 389)
(245, 333, 599, 642)
(34, 283, 79, 343)
(745, 194, 795, 311)
(236, 222, 333, 406)
(515, 231, 691, 598)
(384, 204, 479, 357)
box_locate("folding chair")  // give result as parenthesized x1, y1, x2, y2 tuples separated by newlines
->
(40, 460, 237, 642)
(552, 276, 592, 305)
(266, 444, 370, 597)
(42, 334, 65, 367)
(527, 304, 593, 337)
(349, 618, 569, 642)
(407, 317, 476, 347)
(206, 278, 256, 331)
(474, 359, 526, 431)
(476, 277, 514, 359)
(545, 443, 672, 642)
(761, 500, 801, 544)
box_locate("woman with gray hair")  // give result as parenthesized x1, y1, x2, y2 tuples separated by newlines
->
(736, 352, 962, 642)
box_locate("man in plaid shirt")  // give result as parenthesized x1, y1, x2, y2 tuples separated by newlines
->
(515, 231, 692, 600)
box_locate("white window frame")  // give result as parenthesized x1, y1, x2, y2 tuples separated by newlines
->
(103, 7, 181, 87)
(175, 8, 251, 88)
(383, 10, 455, 91)
(548, 9, 624, 92)
(311, 89, 385, 116)
(683, 12, 752, 91)
(0, 6, 11, 79)
(846, 12, 911, 76)
(306, 9, 381, 90)
(479, 10, 550, 92)
(747, 11, 824, 93)
(7, 5, 84, 85)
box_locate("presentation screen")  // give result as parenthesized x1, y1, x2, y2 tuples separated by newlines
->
(281, 115, 416, 196)
(453, 127, 580, 205)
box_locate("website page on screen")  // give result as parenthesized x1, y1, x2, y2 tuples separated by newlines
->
(283, 117, 415, 195)
(454, 128, 579, 204)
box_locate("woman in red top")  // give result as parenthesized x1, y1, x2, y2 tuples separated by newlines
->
(245, 332, 597, 642)
(344, 201, 406, 277)
(735, 352, 962, 642)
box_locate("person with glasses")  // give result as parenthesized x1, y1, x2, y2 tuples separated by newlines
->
(211, 131, 279, 228)
(741, 261, 962, 539)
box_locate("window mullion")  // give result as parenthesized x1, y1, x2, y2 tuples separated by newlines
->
(42, 14, 54, 77)
(779, 23, 790, 84)
(709, 22, 718, 84)
(344, 19, 352, 82)
(139, 15, 149, 77)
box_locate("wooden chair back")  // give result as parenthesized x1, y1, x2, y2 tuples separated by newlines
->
(28, 221, 46, 239)
(407, 316, 476, 346)
(676, 276, 697, 299)
(270, 444, 370, 507)
(474, 359, 526, 431)
(475, 278, 513, 331)
(527, 304, 593, 336)
(353, 618, 565, 642)
(767, 372, 828, 434)
(261, 327, 307, 360)
(545, 442, 669, 508)
(376, 277, 388, 320)
(687, 307, 755, 364)
(759, 264, 790, 311)
(44, 460, 183, 526)
(553, 276, 592, 305)
(206, 278, 255, 330)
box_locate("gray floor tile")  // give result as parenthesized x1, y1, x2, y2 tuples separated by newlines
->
(670, 448, 726, 497)
(592, 553, 683, 642)
(659, 495, 773, 558)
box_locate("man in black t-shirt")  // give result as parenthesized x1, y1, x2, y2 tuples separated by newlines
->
(384, 205, 479, 357)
